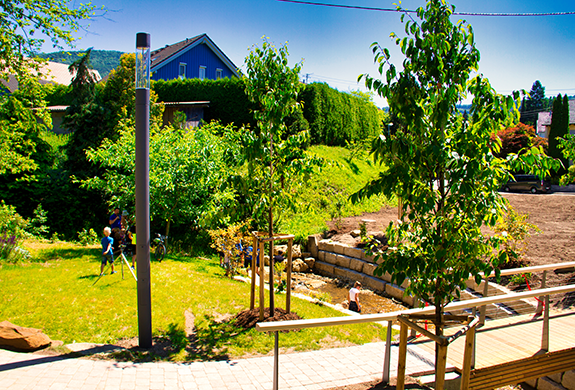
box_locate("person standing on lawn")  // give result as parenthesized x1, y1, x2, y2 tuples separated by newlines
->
(100, 227, 116, 276)
(109, 208, 121, 230)
(348, 281, 362, 313)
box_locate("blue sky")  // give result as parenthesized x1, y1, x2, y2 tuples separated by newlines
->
(49, 0, 575, 107)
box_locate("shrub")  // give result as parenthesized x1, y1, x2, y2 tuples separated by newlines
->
(78, 228, 99, 246)
(0, 200, 28, 237)
(208, 220, 251, 277)
(494, 206, 541, 264)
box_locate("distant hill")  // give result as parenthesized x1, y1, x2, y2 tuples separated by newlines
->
(36, 50, 125, 78)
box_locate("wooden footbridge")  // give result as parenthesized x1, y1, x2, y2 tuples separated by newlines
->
(413, 309, 575, 389)
(257, 261, 575, 390)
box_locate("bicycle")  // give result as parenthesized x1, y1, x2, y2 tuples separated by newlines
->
(151, 233, 167, 262)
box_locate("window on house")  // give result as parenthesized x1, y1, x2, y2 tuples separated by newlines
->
(199, 66, 206, 80)
(216, 68, 223, 79)
(179, 63, 187, 79)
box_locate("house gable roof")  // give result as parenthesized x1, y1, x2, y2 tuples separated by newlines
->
(1, 60, 101, 93)
(151, 34, 240, 78)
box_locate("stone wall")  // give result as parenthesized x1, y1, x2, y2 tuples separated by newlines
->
(308, 235, 419, 307)
(525, 369, 575, 390)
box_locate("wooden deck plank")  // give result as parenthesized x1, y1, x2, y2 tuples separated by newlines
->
(412, 309, 575, 371)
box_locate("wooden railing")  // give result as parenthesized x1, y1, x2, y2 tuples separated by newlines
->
(256, 262, 575, 390)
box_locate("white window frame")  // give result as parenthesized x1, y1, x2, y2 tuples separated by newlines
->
(199, 65, 206, 80)
(216, 68, 223, 80)
(179, 63, 187, 79)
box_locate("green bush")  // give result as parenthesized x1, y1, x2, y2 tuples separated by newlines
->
(77, 228, 99, 246)
(0, 200, 28, 237)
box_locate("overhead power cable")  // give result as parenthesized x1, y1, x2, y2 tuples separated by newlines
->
(277, 0, 575, 17)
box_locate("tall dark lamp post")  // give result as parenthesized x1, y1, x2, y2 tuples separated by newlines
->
(135, 32, 152, 348)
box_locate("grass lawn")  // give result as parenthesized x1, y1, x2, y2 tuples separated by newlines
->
(0, 240, 389, 361)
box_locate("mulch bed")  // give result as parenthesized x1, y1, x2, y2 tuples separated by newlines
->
(234, 307, 302, 330)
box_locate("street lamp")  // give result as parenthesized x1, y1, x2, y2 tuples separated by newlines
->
(135, 32, 152, 349)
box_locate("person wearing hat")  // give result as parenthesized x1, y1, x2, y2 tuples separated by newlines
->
(109, 208, 121, 230)
(121, 210, 129, 230)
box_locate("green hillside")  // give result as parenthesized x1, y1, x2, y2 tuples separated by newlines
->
(37, 50, 125, 78)
(283, 145, 393, 242)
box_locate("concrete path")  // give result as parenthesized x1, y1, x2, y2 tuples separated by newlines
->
(0, 341, 443, 390)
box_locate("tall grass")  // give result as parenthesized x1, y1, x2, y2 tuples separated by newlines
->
(283, 145, 393, 242)
(0, 240, 389, 361)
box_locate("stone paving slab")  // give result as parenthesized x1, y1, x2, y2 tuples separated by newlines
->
(0, 341, 443, 390)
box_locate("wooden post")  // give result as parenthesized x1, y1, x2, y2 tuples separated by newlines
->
(397, 321, 408, 390)
(480, 277, 489, 325)
(250, 234, 257, 310)
(460, 322, 476, 390)
(435, 343, 448, 390)
(259, 239, 265, 321)
(269, 239, 275, 315)
(286, 238, 293, 313)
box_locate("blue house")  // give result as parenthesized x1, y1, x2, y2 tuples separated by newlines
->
(151, 34, 240, 81)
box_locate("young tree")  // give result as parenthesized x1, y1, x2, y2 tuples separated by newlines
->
(242, 38, 320, 313)
(353, 0, 558, 363)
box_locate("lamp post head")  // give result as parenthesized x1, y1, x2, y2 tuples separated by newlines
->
(135, 32, 151, 89)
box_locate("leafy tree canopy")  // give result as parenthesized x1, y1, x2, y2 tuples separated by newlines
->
(354, 0, 559, 332)
(242, 38, 321, 233)
(82, 121, 239, 238)
(0, 0, 103, 84)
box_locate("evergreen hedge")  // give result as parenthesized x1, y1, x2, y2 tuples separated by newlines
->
(152, 79, 381, 145)
(153, 78, 255, 127)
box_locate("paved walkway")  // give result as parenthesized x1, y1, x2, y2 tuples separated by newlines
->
(0, 341, 443, 390)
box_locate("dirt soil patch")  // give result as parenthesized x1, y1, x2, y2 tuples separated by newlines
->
(326, 193, 575, 308)
(234, 307, 302, 330)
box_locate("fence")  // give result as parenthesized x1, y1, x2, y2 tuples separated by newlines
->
(256, 262, 575, 390)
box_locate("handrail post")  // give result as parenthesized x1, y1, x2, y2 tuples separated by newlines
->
(383, 320, 392, 384)
(273, 331, 279, 390)
(471, 308, 476, 369)
(537, 270, 547, 315)
(479, 277, 489, 325)
(397, 321, 408, 390)
(460, 319, 477, 390)
(542, 295, 550, 352)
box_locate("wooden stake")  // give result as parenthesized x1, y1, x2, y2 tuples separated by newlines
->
(286, 238, 293, 313)
(259, 239, 265, 321)
(397, 321, 408, 390)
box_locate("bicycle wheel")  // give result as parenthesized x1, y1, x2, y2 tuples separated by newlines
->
(154, 244, 166, 262)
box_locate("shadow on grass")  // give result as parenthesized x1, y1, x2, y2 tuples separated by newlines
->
(33, 247, 98, 263)
(109, 316, 249, 363)
(343, 157, 360, 175)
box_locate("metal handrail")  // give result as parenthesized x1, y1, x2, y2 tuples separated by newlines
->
(256, 284, 575, 332)
(257, 283, 575, 390)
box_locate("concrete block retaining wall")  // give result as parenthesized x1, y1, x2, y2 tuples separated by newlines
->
(308, 235, 419, 307)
